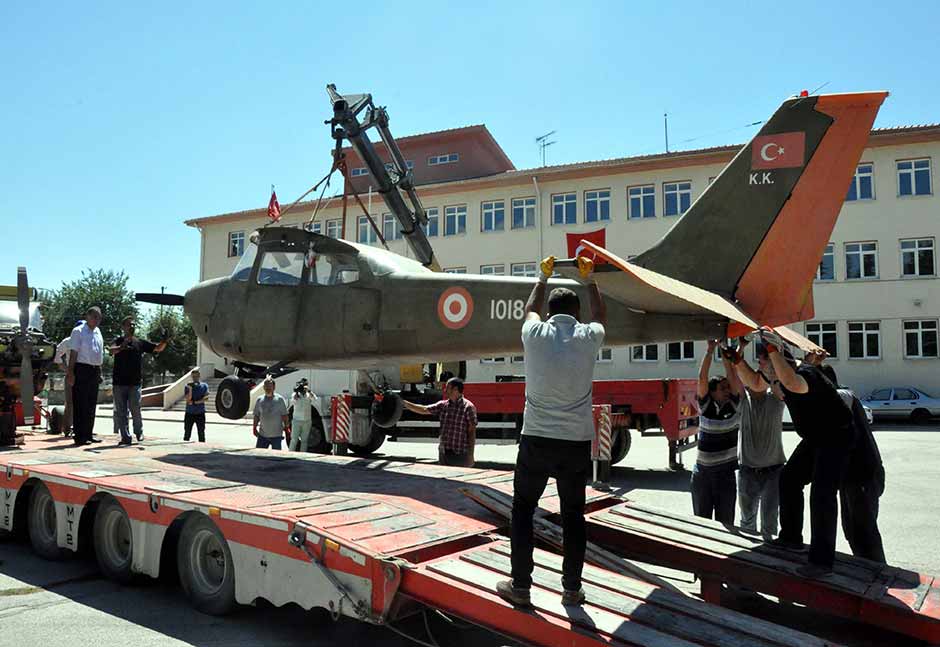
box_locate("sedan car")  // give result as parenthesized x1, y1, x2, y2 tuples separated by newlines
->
(863, 387, 940, 423)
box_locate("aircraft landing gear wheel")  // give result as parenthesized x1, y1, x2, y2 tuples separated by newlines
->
(610, 427, 632, 465)
(349, 424, 387, 457)
(307, 416, 331, 454)
(48, 406, 65, 435)
(94, 498, 134, 584)
(27, 482, 69, 560)
(177, 514, 236, 615)
(216, 377, 250, 420)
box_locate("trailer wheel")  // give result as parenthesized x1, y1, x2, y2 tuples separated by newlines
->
(48, 406, 65, 435)
(349, 424, 386, 457)
(610, 427, 632, 465)
(216, 377, 250, 420)
(27, 482, 68, 560)
(93, 498, 134, 584)
(177, 514, 236, 615)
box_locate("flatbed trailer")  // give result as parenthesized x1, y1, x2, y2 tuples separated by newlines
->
(391, 378, 700, 468)
(0, 431, 870, 647)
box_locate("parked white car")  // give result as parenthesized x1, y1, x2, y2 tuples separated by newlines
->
(863, 387, 940, 424)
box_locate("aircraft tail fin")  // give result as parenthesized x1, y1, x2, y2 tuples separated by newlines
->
(633, 91, 887, 329)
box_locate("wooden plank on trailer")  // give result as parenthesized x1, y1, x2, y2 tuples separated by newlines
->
(487, 543, 831, 647)
(10, 454, 93, 465)
(262, 494, 349, 513)
(462, 548, 796, 647)
(312, 503, 407, 529)
(68, 462, 162, 478)
(294, 498, 376, 517)
(340, 513, 436, 541)
(132, 473, 243, 494)
(428, 558, 702, 647)
(358, 525, 467, 555)
(593, 511, 870, 594)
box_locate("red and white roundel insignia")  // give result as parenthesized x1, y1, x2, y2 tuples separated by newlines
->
(437, 287, 474, 330)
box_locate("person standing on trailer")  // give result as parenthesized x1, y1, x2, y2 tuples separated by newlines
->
(728, 340, 787, 540)
(401, 377, 478, 467)
(253, 377, 289, 450)
(183, 368, 210, 442)
(53, 335, 73, 436)
(761, 330, 856, 578)
(691, 340, 743, 524)
(496, 255, 605, 609)
(819, 364, 886, 564)
(66, 306, 105, 446)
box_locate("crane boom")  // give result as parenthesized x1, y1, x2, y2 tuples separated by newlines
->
(327, 84, 441, 271)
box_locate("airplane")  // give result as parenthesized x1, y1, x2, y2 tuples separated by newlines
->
(138, 87, 888, 422)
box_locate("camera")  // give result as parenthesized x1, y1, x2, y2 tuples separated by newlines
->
(294, 378, 309, 395)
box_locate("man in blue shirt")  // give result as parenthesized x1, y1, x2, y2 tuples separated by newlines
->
(183, 368, 209, 442)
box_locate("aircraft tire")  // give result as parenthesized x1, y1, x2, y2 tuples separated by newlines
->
(349, 424, 387, 457)
(216, 377, 250, 420)
(177, 514, 236, 616)
(48, 406, 65, 434)
(307, 416, 332, 454)
(610, 427, 632, 465)
(372, 392, 403, 428)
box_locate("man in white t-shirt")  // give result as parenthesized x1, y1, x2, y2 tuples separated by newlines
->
(67, 307, 105, 446)
(497, 256, 606, 609)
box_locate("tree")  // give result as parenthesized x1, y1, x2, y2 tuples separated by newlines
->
(41, 269, 139, 375)
(141, 308, 197, 386)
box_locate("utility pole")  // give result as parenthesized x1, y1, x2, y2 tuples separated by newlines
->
(536, 131, 557, 166)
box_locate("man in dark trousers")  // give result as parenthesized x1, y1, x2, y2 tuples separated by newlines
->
(110, 316, 167, 445)
(819, 364, 886, 563)
(402, 377, 478, 467)
(761, 330, 856, 578)
(66, 307, 105, 446)
(496, 255, 605, 608)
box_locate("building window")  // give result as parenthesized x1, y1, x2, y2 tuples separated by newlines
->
(357, 216, 378, 245)
(444, 205, 467, 236)
(805, 322, 838, 358)
(481, 200, 505, 232)
(848, 321, 880, 359)
(596, 348, 613, 362)
(897, 159, 932, 196)
(584, 189, 611, 223)
(350, 167, 369, 177)
(428, 153, 459, 166)
(481, 357, 506, 364)
(444, 267, 467, 274)
(845, 242, 878, 279)
(631, 344, 658, 362)
(817, 243, 835, 281)
(512, 197, 536, 229)
(228, 231, 245, 257)
(901, 238, 935, 277)
(663, 181, 692, 216)
(551, 193, 577, 225)
(326, 219, 342, 239)
(904, 320, 939, 358)
(480, 264, 505, 275)
(309, 222, 322, 234)
(382, 214, 403, 241)
(511, 262, 537, 277)
(846, 163, 874, 201)
(667, 341, 695, 362)
(422, 208, 439, 237)
(511, 355, 524, 363)
(628, 185, 656, 219)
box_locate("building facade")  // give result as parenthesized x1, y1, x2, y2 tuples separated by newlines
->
(187, 123, 940, 400)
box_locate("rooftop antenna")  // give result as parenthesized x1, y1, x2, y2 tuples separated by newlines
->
(536, 130, 557, 166)
(664, 112, 670, 153)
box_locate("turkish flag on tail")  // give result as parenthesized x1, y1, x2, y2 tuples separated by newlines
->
(267, 188, 281, 222)
(751, 132, 806, 169)
(566, 228, 607, 263)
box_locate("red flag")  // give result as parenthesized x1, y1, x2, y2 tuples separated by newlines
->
(267, 189, 281, 222)
(566, 228, 607, 263)
(751, 132, 806, 169)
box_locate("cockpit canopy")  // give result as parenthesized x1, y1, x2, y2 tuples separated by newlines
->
(0, 302, 43, 332)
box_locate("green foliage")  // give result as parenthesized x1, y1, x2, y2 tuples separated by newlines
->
(42, 268, 138, 349)
(141, 308, 197, 385)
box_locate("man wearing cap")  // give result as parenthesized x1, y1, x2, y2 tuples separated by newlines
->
(67, 307, 105, 446)
(110, 316, 167, 445)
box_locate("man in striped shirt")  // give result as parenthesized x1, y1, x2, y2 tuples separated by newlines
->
(691, 340, 743, 524)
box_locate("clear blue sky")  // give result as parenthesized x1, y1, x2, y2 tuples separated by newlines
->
(3, 0, 937, 300)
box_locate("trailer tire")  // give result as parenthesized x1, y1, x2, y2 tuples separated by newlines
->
(27, 482, 69, 560)
(349, 424, 386, 457)
(93, 498, 134, 584)
(216, 377, 250, 420)
(177, 515, 236, 615)
(48, 406, 65, 435)
(610, 427, 632, 465)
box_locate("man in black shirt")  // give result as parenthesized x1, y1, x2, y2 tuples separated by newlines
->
(110, 316, 167, 445)
(760, 330, 855, 578)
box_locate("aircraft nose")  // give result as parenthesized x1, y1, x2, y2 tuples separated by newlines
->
(184, 282, 219, 340)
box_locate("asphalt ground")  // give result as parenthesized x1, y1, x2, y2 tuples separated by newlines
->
(1, 409, 937, 647)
